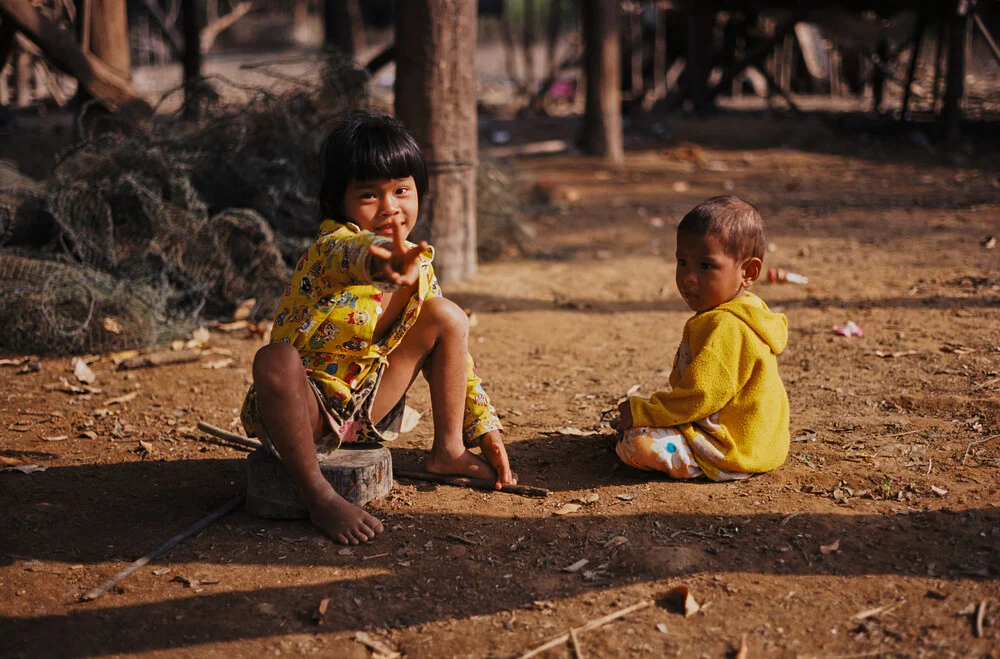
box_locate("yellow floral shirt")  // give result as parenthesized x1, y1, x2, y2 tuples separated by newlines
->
(252, 219, 501, 446)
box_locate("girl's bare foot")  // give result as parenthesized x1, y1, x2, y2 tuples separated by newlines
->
(306, 489, 384, 545)
(425, 447, 498, 482)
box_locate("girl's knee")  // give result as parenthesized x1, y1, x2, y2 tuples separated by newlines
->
(252, 342, 302, 390)
(422, 297, 469, 337)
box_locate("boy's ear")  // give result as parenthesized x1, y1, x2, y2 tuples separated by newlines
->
(742, 257, 763, 286)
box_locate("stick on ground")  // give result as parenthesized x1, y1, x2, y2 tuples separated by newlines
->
(394, 469, 549, 498)
(197, 421, 264, 451)
(79, 495, 244, 602)
(518, 600, 653, 659)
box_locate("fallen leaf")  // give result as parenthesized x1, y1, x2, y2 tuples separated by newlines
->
(616, 493, 637, 501)
(79, 431, 98, 440)
(73, 359, 97, 384)
(656, 623, 669, 634)
(873, 350, 919, 358)
(562, 558, 589, 573)
(981, 235, 997, 249)
(106, 392, 138, 406)
(313, 597, 331, 624)
(930, 485, 948, 496)
(233, 298, 256, 321)
(603, 535, 629, 549)
(186, 327, 212, 349)
(662, 585, 700, 617)
(216, 320, 249, 332)
(152, 567, 171, 576)
(558, 427, 588, 436)
(251, 602, 280, 617)
(41, 435, 68, 442)
(103, 317, 123, 333)
(820, 539, 840, 555)
(2, 464, 47, 474)
(553, 503, 582, 516)
(354, 632, 400, 659)
(400, 406, 422, 433)
(735, 633, 749, 659)
(138, 440, 153, 454)
(337, 548, 354, 556)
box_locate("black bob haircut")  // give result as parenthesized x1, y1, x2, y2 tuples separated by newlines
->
(318, 111, 428, 222)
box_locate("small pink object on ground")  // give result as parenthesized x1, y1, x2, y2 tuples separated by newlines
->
(832, 321, 864, 337)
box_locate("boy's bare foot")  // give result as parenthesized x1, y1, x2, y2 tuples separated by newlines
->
(425, 448, 498, 483)
(306, 489, 384, 545)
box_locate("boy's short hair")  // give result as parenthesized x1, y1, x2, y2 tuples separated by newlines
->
(319, 111, 428, 222)
(677, 195, 766, 261)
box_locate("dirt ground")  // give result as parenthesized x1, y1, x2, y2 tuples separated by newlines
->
(1, 109, 999, 658)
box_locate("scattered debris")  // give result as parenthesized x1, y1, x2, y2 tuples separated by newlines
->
(18, 361, 42, 374)
(930, 485, 948, 496)
(233, 298, 256, 321)
(962, 434, 1000, 466)
(852, 600, 904, 622)
(656, 623, 669, 634)
(833, 321, 864, 338)
(873, 350, 919, 358)
(313, 597, 331, 625)
(152, 567, 171, 576)
(72, 358, 97, 384)
(780, 512, 801, 526)
(202, 358, 234, 369)
(517, 600, 653, 659)
(105, 392, 138, 406)
(819, 539, 840, 555)
(117, 350, 202, 370)
(981, 235, 997, 250)
(1, 464, 47, 474)
(661, 585, 700, 617)
(562, 559, 589, 573)
(354, 631, 400, 659)
(767, 268, 809, 285)
(400, 406, 422, 433)
(41, 435, 68, 442)
(603, 535, 629, 550)
(554, 503, 582, 516)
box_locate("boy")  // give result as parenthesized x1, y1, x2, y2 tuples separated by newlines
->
(616, 195, 790, 480)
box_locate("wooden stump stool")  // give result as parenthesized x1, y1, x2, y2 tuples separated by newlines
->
(245, 445, 393, 519)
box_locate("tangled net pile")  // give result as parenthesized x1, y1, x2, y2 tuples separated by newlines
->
(0, 58, 526, 356)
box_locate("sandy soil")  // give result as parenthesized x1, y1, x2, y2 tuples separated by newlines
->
(1, 110, 998, 658)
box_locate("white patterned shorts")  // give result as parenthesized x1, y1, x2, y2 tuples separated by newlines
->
(616, 426, 751, 481)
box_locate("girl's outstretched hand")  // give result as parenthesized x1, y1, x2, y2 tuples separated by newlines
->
(369, 217, 428, 287)
(480, 431, 517, 490)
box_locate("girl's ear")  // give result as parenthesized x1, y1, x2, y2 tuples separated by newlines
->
(742, 257, 763, 287)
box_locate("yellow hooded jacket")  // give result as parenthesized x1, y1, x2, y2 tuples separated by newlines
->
(628, 293, 790, 478)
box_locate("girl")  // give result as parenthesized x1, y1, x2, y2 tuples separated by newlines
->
(243, 112, 516, 545)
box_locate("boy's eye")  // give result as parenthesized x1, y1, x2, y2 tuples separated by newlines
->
(676, 258, 686, 266)
(700, 262, 714, 270)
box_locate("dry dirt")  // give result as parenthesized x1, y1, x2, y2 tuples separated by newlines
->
(1, 112, 999, 658)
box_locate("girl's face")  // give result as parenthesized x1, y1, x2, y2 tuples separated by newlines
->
(675, 231, 760, 312)
(342, 176, 419, 240)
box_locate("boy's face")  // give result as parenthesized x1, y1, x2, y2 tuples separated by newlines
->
(342, 176, 419, 240)
(675, 231, 761, 312)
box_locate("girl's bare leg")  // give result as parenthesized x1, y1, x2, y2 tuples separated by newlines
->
(371, 297, 498, 481)
(253, 342, 383, 544)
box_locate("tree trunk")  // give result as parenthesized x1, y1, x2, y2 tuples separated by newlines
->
(324, 0, 364, 58)
(394, 0, 478, 284)
(942, 7, 967, 143)
(581, 0, 623, 163)
(181, 0, 201, 118)
(88, 0, 129, 78)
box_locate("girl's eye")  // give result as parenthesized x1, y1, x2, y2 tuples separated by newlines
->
(395, 187, 409, 195)
(676, 259, 686, 266)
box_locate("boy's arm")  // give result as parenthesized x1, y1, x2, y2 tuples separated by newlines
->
(629, 318, 747, 428)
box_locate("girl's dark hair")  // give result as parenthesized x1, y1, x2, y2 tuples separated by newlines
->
(318, 111, 428, 222)
(677, 195, 766, 261)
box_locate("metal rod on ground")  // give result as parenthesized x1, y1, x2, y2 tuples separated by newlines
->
(79, 495, 245, 602)
(197, 421, 264, 450)
(394, 469, 549, 498)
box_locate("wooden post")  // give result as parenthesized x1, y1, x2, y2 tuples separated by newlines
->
(181, 0, 201, 118)
(943, 1, 968, 143)
(523, 0, 535, 89)
(581, 0, 623, 163)
(89, 0, 130, 79)
(323, 0, 364, 58)
(394, 0, 479, 283)
(14, 49, 30, 106)
(653, 0, 666, 99)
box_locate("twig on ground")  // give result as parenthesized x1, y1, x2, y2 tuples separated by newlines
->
(851, 599, 905, 622)
(394, 469, 549, 498)
(196, 421, 263, 451)
(117, 350, 201, 370)
(975, 600, 987, 638)
(962, 435, 1000, 466)
(517, 600, 652, 659)
(570, 626, 585, 659)
(876, 429, 921, 439)
(79, 495, 244, 602)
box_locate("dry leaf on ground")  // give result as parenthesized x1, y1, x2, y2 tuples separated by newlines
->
(662, 585, 700, 617)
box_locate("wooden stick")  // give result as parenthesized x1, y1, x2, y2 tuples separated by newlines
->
(973, 12, 1000, 67)
(570, 626, 585, 659)
(975, 600, 987, 638)
(962, 434, 999, 466)
(394, 469, 549, 498)
(79, 495, 244, 602)
(518, 600, 652, 659)
(196, 421, 263, 450)
(116, 350, 201, 370)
